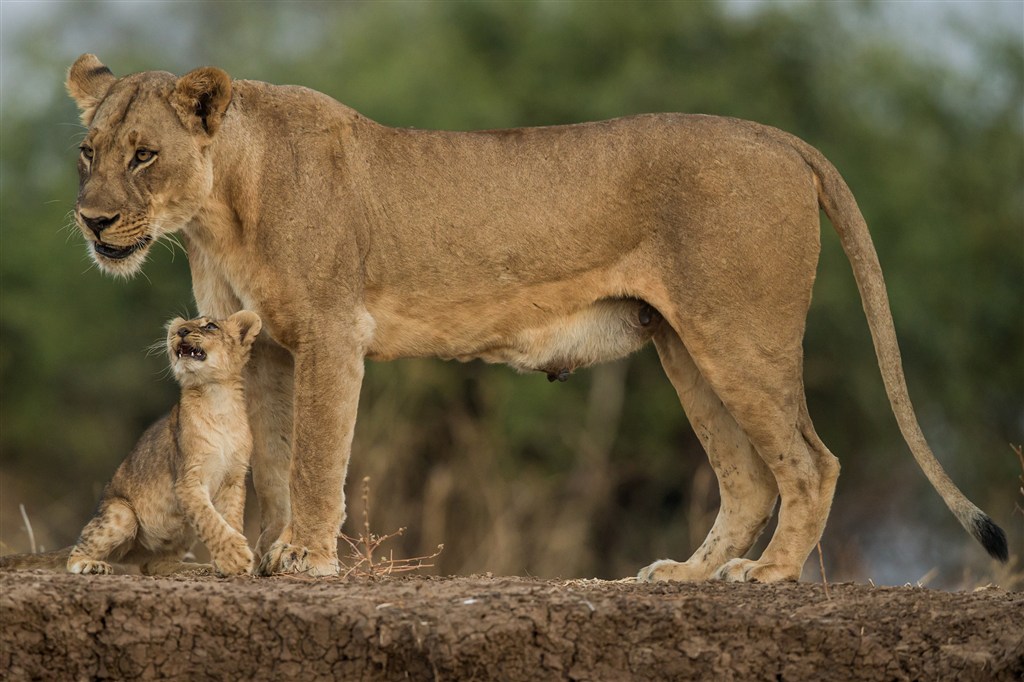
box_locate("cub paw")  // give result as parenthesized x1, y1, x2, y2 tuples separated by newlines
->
(637, 559, 711, 583)
(712, 558, 800, 583)
(257, 541, 339, 577)
(67, 559, 113, 575)
(212, 540, 254, 577)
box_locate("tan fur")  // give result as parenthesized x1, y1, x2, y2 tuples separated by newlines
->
(64, 54, 1005, 581)
(0, 311, 262, 576)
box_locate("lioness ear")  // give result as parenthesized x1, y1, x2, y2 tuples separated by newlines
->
(171, 66, 232, 136)
(67, 54, 116, 126)
(229, 310, 262, 346)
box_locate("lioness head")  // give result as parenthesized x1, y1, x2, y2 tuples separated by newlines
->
(167, 310, 262, 386)
(67, 54, 232, 277)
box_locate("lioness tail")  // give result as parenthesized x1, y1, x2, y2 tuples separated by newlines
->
(791, 137, 1008, 563)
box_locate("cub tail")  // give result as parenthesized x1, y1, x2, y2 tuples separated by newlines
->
(0, 547, 72, 571)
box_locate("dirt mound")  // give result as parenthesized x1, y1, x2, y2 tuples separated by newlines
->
(1, 572, 1021, 681)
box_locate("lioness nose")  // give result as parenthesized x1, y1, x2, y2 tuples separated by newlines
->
(80, 212, 120, 239)
(177, 327, 191, 338)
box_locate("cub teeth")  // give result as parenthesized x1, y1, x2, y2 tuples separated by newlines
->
(175, 344, 205, 360)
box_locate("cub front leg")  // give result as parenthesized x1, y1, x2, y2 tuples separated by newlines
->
(175, 471, 253, 576)
(258, 329, 366, 577)
(213, 466, 249, 536)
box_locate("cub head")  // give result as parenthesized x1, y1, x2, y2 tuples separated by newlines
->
(166, 310, 262, 386)
(67, 54, 232, 277)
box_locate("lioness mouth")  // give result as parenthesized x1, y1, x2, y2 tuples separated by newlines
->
(94, 237, 151, 260)
(176, 340, 207, 361)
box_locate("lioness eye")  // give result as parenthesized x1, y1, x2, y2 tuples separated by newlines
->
(201, 322, 219, 331)
(133, 148, 155, 164)
(80, 146, 93, 161)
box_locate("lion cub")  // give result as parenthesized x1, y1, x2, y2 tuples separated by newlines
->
(63, 311, 261, 576)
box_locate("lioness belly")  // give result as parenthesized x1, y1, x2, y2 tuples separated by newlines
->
(365, 286, 660, 377)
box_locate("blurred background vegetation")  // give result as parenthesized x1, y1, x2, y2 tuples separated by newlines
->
(0, 1, 1020, 587)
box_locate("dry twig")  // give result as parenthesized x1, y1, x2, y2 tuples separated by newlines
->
(338, 476, 443, 579)
(19, 504, 37, 554)
(817, 541, 831, 599)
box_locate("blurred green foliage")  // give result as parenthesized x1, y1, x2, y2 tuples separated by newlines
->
(0, 1, 1020, 584)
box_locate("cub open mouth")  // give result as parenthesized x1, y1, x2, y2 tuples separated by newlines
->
(93, 237, 152, 260)
(175, 340, 207, 361)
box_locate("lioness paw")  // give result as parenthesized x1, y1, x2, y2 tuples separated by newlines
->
(637, 559, 712, 583)
(257, 541, 339, 577)
(712, 558, 800, 583)
(68, 559, 113, 575)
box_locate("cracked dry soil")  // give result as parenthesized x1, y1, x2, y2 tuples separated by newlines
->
(1, 572, 1022, 681)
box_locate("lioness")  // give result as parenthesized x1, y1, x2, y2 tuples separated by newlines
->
(1, 311, 262, 576)
(65, 54, 1006, 581)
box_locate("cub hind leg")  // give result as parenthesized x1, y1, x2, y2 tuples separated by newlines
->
(67, 498, 138, 575)
(637, 325, 779, 582)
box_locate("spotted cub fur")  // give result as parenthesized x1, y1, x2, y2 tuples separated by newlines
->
(65, 311, 261, 577)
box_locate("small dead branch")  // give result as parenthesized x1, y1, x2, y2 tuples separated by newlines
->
(338, 476, 443, 579)
(817, 542, 831, 599)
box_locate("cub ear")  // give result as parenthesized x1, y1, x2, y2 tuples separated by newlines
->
(67, 54, 116, 126)
(229, 310, 262, 346)
(171, 66, 232, 136)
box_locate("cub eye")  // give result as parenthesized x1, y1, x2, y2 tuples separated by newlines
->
(132, 148, 156, 166)
(80, 146, 94, 161)
(201, 322, 219, 332)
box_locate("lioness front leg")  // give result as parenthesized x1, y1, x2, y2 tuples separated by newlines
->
(258, 329, 365, 577)
(246, 338, 294, 557)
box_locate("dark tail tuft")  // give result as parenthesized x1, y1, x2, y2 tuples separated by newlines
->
(972, 514, 1009, 563)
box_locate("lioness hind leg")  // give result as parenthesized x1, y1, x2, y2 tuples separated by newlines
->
(679, 330, 838, 583)
(637, 325, 778, 583)
(67, 498, 138, 575)
(713, 399, 839, 583)
(646, 177, 836, 581)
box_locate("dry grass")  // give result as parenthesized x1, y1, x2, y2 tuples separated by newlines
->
(1014, 444, 1023, 518)
(338, 477, 444, 579)
(817, 542, 831, 599)
(18, 504, 37, 554)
